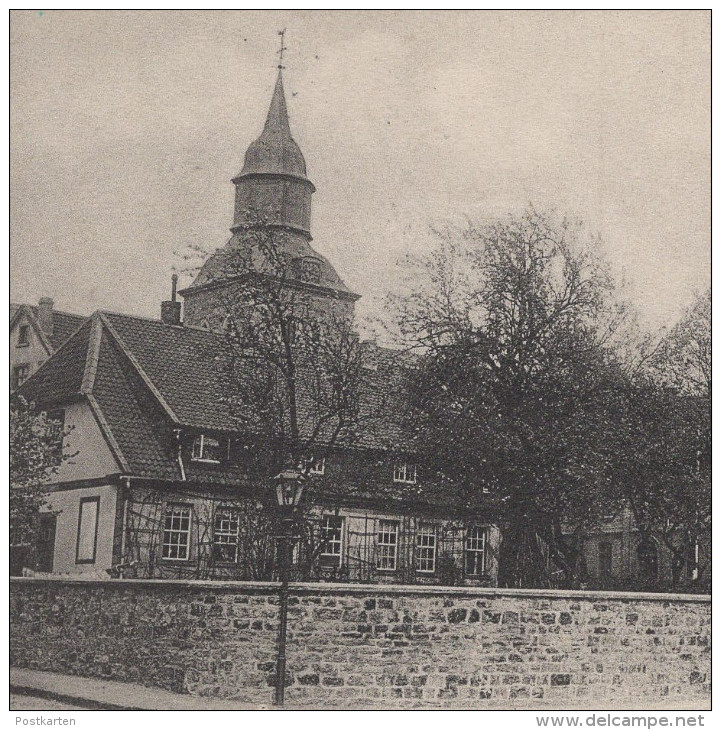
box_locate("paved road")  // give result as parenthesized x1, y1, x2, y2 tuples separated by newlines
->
(10, 693, 89, 711)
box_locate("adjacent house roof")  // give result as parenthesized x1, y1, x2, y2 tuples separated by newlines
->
(10, 303, 87, 352)
(17, 310, 419, 492)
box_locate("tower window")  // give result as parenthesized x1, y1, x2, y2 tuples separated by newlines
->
(213, 508, 240, 563)
(599, 541, 613, 578)
(296, 257, 321, 284)
(320, 515, 344, 567)
(17, 325, 30, 346)
(162, 504, 192, 560)
(76, 497, 100, 564)
(304, 456, 325, 475)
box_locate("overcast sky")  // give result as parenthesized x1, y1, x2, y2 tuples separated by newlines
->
(10, 10, 709, 332)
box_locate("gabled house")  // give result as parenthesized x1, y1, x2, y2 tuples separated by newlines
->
(18, 309, 500, 584)
(10, 298, 86, 391)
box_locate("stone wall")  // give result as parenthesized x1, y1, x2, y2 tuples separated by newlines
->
(10, 578, 710, 709)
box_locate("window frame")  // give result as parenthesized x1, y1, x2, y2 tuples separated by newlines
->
(376, 519, 400, 572)
(75, 496, 100, 564)
(308, 457, 325, 476)
(17, 325, 30, 347)
(190, 434, 223, 464)
(319, 515, 344, 567)
(212, 506, 240, 564)
(393, 461, 417, 484)
(162, 504, 193, 561)
(415, 523, 437, 574)
(13, 364, 30, 388)
(465, 524, 488, 577)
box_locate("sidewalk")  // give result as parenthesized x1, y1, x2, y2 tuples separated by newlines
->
(10, 668, 268, 711)
(11, 668, 710, 712)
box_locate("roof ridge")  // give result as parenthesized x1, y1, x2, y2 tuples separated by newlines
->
(80, 315, 104, 394)
(97, 309, 164, 323)
(53, 310, 87, 322)
(12, 302, 87, 319)
(100, 309, 214, 334)
(98, 312, 181, 424)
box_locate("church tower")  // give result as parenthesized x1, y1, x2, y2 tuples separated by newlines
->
(180, 69, 359, 328)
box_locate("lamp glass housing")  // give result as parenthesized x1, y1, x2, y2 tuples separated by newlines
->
(274, 471, 306, 510)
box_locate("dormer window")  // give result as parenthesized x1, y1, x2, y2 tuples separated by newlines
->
(307, 457, 325, 475)
(191, 434, 222, 463)
(393, 462, 417, 484)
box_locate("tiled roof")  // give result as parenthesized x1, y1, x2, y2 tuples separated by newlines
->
(48, 311, 87, 350)
(17, 310, 411, 489)
(18, 318, 92, 405)
(101, 312, 236, 430)
(91, 327, 180, 481)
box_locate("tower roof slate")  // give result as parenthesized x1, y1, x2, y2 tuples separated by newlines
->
(237, 72, 309, 182)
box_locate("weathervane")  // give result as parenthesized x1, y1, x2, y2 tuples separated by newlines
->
(277, 28, 287, 70)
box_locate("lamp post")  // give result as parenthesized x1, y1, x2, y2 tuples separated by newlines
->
(272, 467, 306, 707)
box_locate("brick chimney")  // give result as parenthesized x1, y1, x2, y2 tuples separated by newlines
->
(160, 274, 182, 326)
(37, 297, 54, 336)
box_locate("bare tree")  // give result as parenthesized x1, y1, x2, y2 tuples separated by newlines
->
(183, 212, 365, 474)
(179, 214, 388, 578)
(650, 289, 710, 399)
(609, 291, 711, 589)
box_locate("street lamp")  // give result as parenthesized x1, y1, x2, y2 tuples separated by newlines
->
(272, 467, 306, 707)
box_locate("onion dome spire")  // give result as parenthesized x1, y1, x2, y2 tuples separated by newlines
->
(237, 70, 310, 182)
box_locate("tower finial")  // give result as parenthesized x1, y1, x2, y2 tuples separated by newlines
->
(277, 28, 287, 70)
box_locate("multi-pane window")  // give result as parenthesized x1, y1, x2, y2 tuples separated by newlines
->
(13, 364, 30, 389)
(191, 434, 222, 463)
(320, 515, 343, 567)
(416, 523, 437, 573)
(76, 497, 100, 563)
(377, 520, 399, 571)
(213, 508, 239, 563)
(393, 462, 417, 484)
(18, 325, 29, 346)
(465, 525, 488, 576)
(162, 505, 191, 560)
